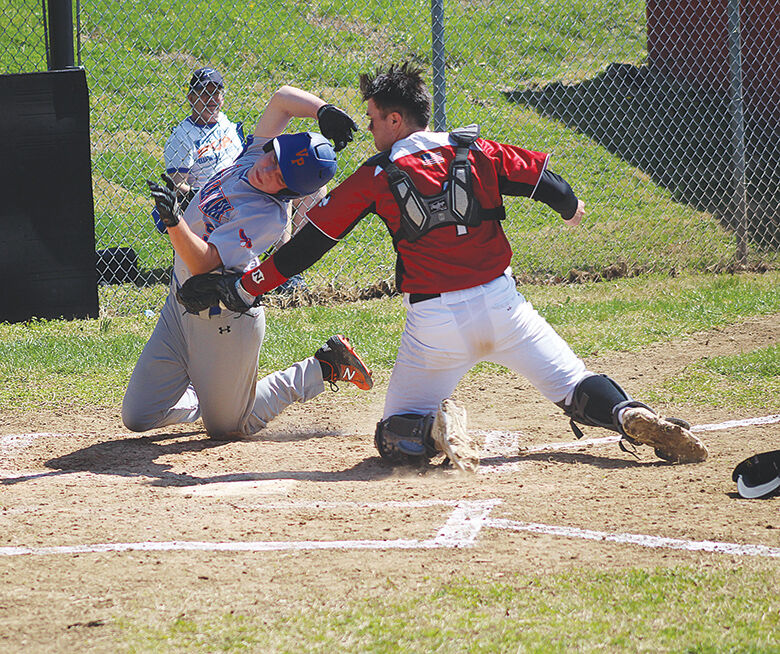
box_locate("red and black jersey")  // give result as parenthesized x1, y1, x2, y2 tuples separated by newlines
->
(241, 129, 577, 296)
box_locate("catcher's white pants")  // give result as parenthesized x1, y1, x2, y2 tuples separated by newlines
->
(122, 292, 324, 438)
(383, 270, 590, 419)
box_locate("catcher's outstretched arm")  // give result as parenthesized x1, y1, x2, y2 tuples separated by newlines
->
(500, 169, 580, 220)
(241, 222, 338, 296)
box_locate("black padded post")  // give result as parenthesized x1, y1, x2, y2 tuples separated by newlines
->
(0, 69, 98, 322)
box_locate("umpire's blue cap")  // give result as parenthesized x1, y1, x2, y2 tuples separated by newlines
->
(189, 67, 224, 92)
(273, 132, 337, 196)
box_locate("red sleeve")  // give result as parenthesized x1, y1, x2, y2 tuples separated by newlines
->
(477, 137, 549, 189)
(240, 256, 287, 296)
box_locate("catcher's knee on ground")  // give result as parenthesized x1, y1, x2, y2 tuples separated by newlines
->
(374, 400, 480, 472)
(374, 414, 437, 463)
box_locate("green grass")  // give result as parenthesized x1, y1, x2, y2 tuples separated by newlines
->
(647, 344, 780, 409)
(121, 566, 780, 653)
(531, 272, 780, 355)
(0, 315, 154, 412)
(1, 272, 777, 413)
(0, 1, 47, 72)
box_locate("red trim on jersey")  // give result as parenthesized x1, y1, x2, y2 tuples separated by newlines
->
(304, 132, 549, 294)
(240, 256, 287, 295)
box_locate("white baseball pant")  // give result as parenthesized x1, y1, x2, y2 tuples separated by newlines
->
(382, 270, 590, 419)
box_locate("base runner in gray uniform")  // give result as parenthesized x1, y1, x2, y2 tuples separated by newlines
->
(122, 86, 371, 440)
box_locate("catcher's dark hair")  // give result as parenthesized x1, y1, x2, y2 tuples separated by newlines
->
(360, 62, 431, 129)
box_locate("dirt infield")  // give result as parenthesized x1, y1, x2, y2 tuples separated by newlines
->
(1, 314, 778, 652)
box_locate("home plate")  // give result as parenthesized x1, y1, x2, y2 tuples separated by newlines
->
(182, 479, 297, 497)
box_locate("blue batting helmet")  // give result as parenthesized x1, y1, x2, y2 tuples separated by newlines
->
(273, 132, 337, 197)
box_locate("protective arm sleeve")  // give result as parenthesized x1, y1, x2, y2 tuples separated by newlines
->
(240, 221, 338, 296)
(530, 169, 579, 220)
(499, 168, 579, 220)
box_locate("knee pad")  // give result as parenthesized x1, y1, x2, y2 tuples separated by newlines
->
(559, 374, 650, 438)
(374, 414, 436, 463)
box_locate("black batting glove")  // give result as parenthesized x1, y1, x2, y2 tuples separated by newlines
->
(146, 173, 181, 228)
(317, 104, 358, 152)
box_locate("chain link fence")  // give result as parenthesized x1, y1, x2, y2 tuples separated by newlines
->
(3, 0, 778, 315)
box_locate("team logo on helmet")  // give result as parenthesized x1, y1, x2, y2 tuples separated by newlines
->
(273, 132, 338, 197)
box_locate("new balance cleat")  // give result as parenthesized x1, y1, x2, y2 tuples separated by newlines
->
(315, 335, 373, 390)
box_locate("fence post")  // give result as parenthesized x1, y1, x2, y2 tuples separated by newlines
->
(431, 0, 446, 131)
(48, 0, 75, 70)
(727, 0, 748, 266)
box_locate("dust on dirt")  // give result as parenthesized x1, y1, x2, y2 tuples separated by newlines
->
(1, 314, 778, 652)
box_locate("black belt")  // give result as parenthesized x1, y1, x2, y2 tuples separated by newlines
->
(409, 292, 441, 304)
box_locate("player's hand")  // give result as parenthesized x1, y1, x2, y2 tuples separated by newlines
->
(563, 199, 585, 227)
(146, 173, 182, 228)
(317, 104, 358, 152)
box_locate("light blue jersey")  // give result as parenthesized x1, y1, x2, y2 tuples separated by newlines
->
(127, 139, 325, 441)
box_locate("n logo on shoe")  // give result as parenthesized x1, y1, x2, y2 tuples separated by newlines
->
(342, 368, 355, 380)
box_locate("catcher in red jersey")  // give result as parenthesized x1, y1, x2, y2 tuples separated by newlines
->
(178, 62, 708, 469)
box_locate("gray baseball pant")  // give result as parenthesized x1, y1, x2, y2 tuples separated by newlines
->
(122, 293, 325, 438)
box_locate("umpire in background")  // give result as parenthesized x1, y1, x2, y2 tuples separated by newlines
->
(163, 67, 245, 211)
(177, 62, 709, 469)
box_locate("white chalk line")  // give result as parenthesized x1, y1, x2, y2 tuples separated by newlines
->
(486, 518, 780, 559)
(692, 414, 780, 432)
(1, 418, 776, 558)
(3, 497, 776, 560)
(3, 414, 777, 479)
(2, 414, 776, 464)
(476, 413, 780, 468)
(0, 500, 500, 557)
(0, 433, 37, 459)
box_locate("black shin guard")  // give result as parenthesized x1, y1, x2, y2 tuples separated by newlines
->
(557, 374, 651, 440)
(374, 414, 436, 464)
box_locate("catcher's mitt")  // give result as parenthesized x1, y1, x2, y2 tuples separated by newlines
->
(431, 399, 480, 473)
(176, 272, 251, 314)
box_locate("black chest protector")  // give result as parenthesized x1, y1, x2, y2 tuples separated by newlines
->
(372, 124, 506, 243)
